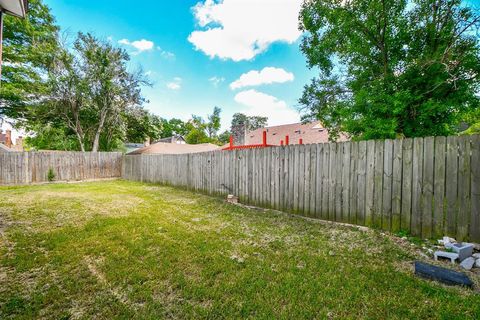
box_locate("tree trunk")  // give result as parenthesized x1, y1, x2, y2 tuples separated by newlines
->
(92, 108, 108, 152)
(76, 132, 86, 152)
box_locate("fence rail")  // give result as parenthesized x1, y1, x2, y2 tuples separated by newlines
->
(0, 152, 123, 185)
(123, 135, 480, 242)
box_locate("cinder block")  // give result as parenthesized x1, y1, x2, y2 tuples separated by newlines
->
(434, 251, 459, 263)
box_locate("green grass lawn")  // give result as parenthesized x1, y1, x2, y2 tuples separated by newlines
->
(0, 180, 478, 319)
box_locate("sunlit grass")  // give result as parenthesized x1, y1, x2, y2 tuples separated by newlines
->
(0, 180, 478, 319)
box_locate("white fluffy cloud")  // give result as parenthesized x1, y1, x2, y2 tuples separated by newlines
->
(166, 77, 182, 90)
(118, 38, 154, 54)
(188, 0, 303, 61)
(230, 67, 294, 90)
(234, 89, 300, 126)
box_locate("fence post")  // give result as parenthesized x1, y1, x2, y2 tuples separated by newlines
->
(24, 151, 29, 184)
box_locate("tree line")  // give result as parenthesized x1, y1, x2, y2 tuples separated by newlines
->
(2, 0, 478, 151)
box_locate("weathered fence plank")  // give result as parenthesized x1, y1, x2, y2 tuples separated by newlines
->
(382, 139, 393, 231)
(457, 136, 470, 241)
(357, 141, 367, 226)
(365, 140, 376, 227)
(445, 136, 459, 237)
(422, 137, 435, 239)
(471, 135, 480, 242)
(391, 139, 403, 232)
(433, 136, 446, 238)
(349, 142, 358, 224)
(412, 137, 424, 237)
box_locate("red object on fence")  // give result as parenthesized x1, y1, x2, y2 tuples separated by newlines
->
(280, 140, 284, 146)
(285, 135, 289, 145)
(299, 138, 303, 145)
(222, 130, 275, 150)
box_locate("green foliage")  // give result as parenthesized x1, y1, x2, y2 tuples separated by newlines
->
(124, 106, 162, 143)
(26, 32, 149, 151)
(461, 104, 480, 135)
(0, 0, 60, 122)
(231, 113, 268, 131)
(218, 130, 232, 144)
(24, 124, 79, 151)
(300, 0, 480, 140)
(160, 118, 189, 138)
(185, 127, 210, 144)
(185, 107, 225, 145)
(47, 168, 55, 182)
(206, 106, 222, 138)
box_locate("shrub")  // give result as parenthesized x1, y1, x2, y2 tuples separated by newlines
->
(47, 168, 56, 182)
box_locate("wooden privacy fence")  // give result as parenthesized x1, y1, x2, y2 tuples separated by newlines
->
(0, 152, 123, 185)
(123, 135, 480, 242)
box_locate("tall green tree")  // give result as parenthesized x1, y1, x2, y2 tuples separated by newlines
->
(124, 106, 162, 143)
(0, 0, 59, 123)
(185, 115, 209, 144)
(300, 0, 480, 140)
(160, 118, 189, 138)
(206, 106, 221, 138)
(30, 32, 148, 151)
(231, 113, 268, 131)
(184, 107, 225, 144)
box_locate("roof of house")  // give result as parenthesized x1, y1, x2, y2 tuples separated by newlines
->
(128, 142, 220, 155)
(244, 121, 348, 146)
(0, 0, 28, 18)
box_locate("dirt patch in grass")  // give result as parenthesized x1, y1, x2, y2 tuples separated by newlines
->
(84, 256, 138, 308)
(0, 190, 144, 233)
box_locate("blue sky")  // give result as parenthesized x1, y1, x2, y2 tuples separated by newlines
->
(43, 0, 314, 131)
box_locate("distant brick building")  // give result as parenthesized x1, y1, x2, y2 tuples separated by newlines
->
(0, 129, 12, 148)
(232, 121, 348, 146)
(0, 129, 24, 152)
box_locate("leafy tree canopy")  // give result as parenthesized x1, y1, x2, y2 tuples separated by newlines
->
(27, 32, 149, 151)
(300, 0, 480, 140)
(125, 106, 162, 143)
(185, 107, 224, 145)
(0, 0, 59, 123)
(231, 113, 268, 131)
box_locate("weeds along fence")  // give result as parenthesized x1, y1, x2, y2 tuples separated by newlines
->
(0, 152, 123, 185)
(123, 135, 480, 242)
